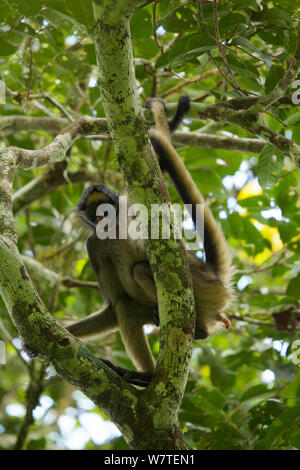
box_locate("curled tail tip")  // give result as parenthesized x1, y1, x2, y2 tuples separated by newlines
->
(178, 94, 191, 113)
(169, 94, 191, 132)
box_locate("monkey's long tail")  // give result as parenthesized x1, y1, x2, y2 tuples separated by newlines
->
(150, 130, 233, 287)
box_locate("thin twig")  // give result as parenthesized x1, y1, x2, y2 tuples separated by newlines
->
(14, 360, 46, 450)
(213, 0, 242, 94)
(152, 0, 163, 53)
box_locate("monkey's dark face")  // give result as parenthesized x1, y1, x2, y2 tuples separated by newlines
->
(78, 185, 119, 229)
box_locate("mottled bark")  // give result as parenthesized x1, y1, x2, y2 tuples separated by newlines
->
(0, 148, 147, 446)
(92, 0, 194, 449)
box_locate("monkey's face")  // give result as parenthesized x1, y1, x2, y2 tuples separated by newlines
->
(77, 185, 119, 229)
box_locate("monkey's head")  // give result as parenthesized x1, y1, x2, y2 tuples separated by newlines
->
(77, 185, 119, 229)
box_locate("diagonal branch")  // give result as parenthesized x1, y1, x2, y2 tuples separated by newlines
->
(22, 255, 99, 291)
(13, 165, 123, 213)
(10, 117, 107, 169)
(0, 148, 141, 434)
(186, 101, 300, 167)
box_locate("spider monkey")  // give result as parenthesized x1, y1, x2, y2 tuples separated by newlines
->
(67, 185, 157, 386)
(66, 96, 233, 386)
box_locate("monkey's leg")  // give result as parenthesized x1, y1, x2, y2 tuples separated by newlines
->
(66, 302, 118, 338)
(116, 297, 156, 373)
(66, 302, 152, 386)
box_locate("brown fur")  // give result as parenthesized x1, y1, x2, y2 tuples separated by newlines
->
(66, 96, 233, 386)
(148, 98, 234, 334)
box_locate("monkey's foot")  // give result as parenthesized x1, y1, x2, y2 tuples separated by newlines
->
(220, 314, 231, 330)
(101, 359, 153, 387)
(23, 342, 38, 359)
(153, 307, 160, 327)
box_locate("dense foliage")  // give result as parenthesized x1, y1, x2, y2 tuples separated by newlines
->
(0, 0, 299, 450)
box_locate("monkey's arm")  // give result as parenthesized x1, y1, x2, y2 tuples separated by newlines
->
(66, 302, 118, 338)
(115, 296, 156, 374)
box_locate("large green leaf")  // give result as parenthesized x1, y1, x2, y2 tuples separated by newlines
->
(257, 144, 284, 188)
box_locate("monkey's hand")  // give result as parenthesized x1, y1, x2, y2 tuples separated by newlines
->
(101, 359, 153, 387)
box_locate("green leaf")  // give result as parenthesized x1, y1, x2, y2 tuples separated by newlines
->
(257, 144, 284, 188)
(293, 125, 300, 145)
(286, 111, 300, 128)
(258, 7, 292, 28)
(265, 65, 285, 94)
(278, 221, 298, 243)
(160, 6, 197, 33)
(27, 437, 46, 450)
(14, 23, 36, 38)
(65, 0, 94, 31)
(286, 273, 300, 299)
(131, 10, 152, 39)
(156, 33, 216, 69)
(219, 13, 249, 38)
(42, 7, 77, 30)
(231, 36, 273, 69)
(226, 55, 259, 78)
(241, 384, 271, 402)
(13, 0, 41, 16)
(193, 386, 227, 410)
(0, 36, 18, 55)
(210, 437, 245, 450)
(280, 375, 300, 399)
(291, 430, 300, 449)
(159, 0, 181, 17)
(232, 0, 262, 11)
